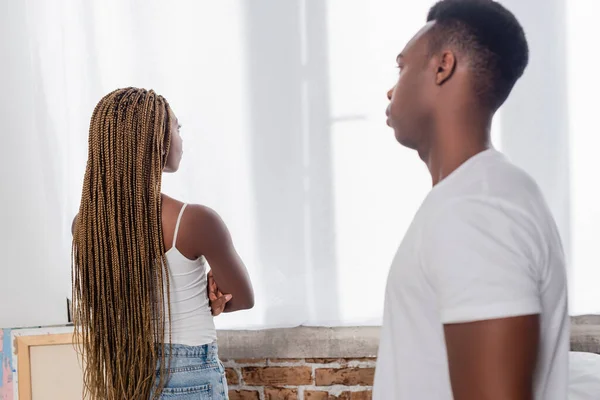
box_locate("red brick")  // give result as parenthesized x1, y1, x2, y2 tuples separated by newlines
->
(342, 391, 372, 400)
(305, 391, 329, 400)
(265, 387, 299, 399)
(315, 367, 375, 386)
(229, 390, 261, 400)
(242, 366, 313, 386)
(305, 391, 372, 400)
(226, 368, 239, 385)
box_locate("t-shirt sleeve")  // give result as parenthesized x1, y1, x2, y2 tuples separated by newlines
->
(421, 198, 543, 324)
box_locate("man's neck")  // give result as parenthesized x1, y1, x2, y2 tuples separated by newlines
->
(420, 113, 493, 186)
(425, 140, 491, 186)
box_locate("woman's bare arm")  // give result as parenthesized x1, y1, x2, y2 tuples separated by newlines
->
(189, 205, 254, 312)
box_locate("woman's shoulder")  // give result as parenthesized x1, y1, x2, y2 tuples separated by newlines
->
(174, 203, 231, 259)
(162, 194, 219, 217)
(184, 204, 227, 232)
(162, 196, 227, 236)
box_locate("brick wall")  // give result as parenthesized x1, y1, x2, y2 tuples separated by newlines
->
(224, 358, 375, 400)
(216, 318, 600, 400)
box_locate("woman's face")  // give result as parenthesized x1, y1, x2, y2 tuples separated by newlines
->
(164, 107, 183, 173)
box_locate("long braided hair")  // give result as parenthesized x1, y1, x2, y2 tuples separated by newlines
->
(72, 88, 173, 399)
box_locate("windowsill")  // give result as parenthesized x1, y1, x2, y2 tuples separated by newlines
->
(217, 326, 380, 359)
(216, 315, 600, 359)
(10, 316, 599, 360)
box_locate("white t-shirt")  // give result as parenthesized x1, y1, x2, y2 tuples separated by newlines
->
(373, 149, 569, 399)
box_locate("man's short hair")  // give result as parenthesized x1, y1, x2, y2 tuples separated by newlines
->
(427, 0, 529, 109)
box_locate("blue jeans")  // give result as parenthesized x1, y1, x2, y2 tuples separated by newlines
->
(154, 343, 229, 399)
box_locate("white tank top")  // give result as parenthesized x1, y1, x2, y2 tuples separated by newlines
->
(161, 204, 217, 345)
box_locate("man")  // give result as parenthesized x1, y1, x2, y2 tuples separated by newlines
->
(373, 1, 569, 399)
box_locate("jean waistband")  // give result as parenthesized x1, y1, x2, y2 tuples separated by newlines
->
(157, 342, 218, 358)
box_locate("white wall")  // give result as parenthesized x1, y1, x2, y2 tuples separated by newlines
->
(0, 0, 69, 328)
(1, 0, 597, 330)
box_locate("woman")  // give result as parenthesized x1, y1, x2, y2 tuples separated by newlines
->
(72, 88, 254, 399)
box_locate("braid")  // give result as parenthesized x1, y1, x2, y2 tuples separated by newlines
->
(72, 88, 172, 399)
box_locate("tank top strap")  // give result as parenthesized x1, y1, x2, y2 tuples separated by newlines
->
(172, 203, 188, 249)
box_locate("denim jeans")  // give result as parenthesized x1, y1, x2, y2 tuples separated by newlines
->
(154, 342, 229, 399)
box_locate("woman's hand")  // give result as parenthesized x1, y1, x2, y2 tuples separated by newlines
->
(207, 270, 232, 316)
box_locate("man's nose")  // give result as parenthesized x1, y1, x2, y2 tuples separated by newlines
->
(387, 86, 395, 101)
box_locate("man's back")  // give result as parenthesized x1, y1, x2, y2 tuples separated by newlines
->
(373, 149, 569, 399)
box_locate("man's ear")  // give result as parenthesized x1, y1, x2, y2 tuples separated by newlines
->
(435, 50, 457, 85)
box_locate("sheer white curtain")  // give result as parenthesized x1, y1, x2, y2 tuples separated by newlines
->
(565, 0, 600, 315)
(0, 0, 597, 330)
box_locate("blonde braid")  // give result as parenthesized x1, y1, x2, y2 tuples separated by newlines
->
(72, 88, 173, 399)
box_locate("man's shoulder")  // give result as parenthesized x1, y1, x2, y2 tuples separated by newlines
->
(487, 155, 541, 193)
(428, 155, 545, 216)
(419, 192, 544, 246)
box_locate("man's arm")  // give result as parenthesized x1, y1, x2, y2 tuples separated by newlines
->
(421, 199, 545, 399)
(444, 315, 539, 400)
